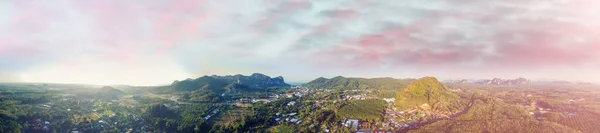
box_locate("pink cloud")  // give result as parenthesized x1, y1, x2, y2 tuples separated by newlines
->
(253, 0, 312, 34)
(68, 0, 212, 59)
(310, 1, 600, 70)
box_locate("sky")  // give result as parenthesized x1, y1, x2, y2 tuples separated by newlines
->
(1, 0, 599, 86)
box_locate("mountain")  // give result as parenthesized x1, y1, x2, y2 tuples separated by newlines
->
(170, 73, 290, 93)
(475, 77, 529, 85)
(96, 86, 125, 100)
(395, 77, 466, 112)
(210, 73, 288, 88)
(304, 76, 413, 90)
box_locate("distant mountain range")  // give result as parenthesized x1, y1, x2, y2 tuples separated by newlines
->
(447, 78, 530, 85)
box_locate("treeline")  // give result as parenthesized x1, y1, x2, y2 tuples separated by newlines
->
(0, 93, 54, 104)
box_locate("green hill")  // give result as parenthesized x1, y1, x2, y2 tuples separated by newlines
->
(305, 76, 412, 90)
(171, 76, 230, 93)
(395, 77, 465, 112)
(304, 76, 413, 98)
(171, 73, 290, 93)
(96, 86, 125, 100)
(167, 73, 290, 102)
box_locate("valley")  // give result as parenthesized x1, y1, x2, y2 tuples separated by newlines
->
(1, 75, 600, 133)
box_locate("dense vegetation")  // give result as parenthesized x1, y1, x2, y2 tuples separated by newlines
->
(304, 76, 413, 98)
(337, 99, 387, 121)
(0, 110, 22, 133)
(305, 76, 411, 90)
(395, 77, 466, 112)
(169, 73, 291, 102)
(411, 94, 579, 133)
(543, 111, 600, 133)
(171, 73, 290, 92)
(413, 119, 579, 133)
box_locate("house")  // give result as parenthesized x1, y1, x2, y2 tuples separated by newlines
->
(290, 118, 299, 123)
(383, 98, 395, 103)
(357, 130, 373, 133)
(382, 122, 389, 127)
(287, 101, 296, 106)
(240, 98, 251, 103)
(360, 121, 371, 129)
(374, 130, 390, 133)
(344, 119, 359, 129)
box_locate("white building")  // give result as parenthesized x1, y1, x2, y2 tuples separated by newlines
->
(383, 98, 395, 103)
(287, 101, 296, 106)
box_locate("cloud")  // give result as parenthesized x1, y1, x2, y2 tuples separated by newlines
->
(1, 0, 599, 84)
(302, 0, 600, 70)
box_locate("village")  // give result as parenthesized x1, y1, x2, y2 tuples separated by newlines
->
(12, 83, 598, 133)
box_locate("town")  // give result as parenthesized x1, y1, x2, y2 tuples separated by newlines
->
(2, 75, 600, 133)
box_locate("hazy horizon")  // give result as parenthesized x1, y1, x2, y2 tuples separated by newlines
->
(2, 0, 600, 86)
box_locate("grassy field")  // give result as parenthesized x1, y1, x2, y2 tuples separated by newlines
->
(209, 106, 253, 126)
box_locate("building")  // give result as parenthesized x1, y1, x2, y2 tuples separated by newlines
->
(204, 115, 212, 120)
(344, 119, 359, 130)
(290, 118, 299, 123)
(287, 101, 296, 106)
(357, 130, 373, 133)
(383, 98, 395, 103)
